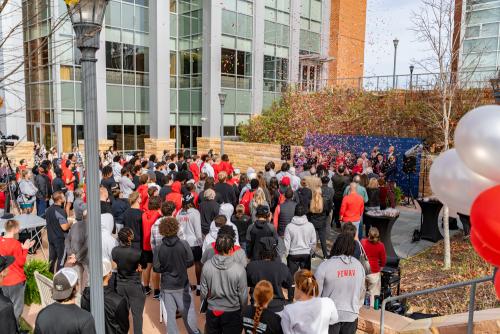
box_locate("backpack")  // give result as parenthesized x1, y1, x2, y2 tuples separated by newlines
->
(240, 190, 255, 215)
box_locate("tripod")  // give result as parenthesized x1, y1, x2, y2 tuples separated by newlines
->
(404, 171, 416, 208)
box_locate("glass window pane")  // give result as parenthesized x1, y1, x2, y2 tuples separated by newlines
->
(221, 48, 236, 74)
(223, 0, 237, 11)
(468, 8, 500, 25)
(106, 42, 122, 69)
(61, 82, 75, 109)
(301, 0, 310, 18)
(222, 10, 237, 35)
(277, 0, 290, 12)
(123, 87, 135, 110)
(237, 0, 253, 15)
(122, 3, 134, 26)
(221, 35, 236, 49)
(179, 89, 190, 112)
(106, 1, 121, 26)
(237, 14, 253, 38)
(481, 23, 499, 37)
(191, 89, 201, 112)
(170, 14, 177, 37)
(310, 0, 321, 19)
(277, 12, 289, 25)
(265, 21, 276, 44)
(191, 10, 202, 34)
(136, 87, 149, 111)
(107, 85, 123, 110)
(123, 44, 135, 70)
(265, 8, 276, 21)
(107, 125, 123, 151)
(236, 91, 251, 113)
(135, 46, 149, 72)
(134, 6, 149, 31)
(124, 125, 135, 151)
(237, 38, 252, 52)
(137, 126, 150, 150)
(222, 89, 236, 113)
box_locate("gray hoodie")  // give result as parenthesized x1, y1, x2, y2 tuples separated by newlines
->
(283, 215, 316, 256)
(315, 255, 366, 322)
(200, 254, 248, 312)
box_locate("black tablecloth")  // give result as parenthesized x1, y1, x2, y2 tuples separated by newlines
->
(364, 213, 400, 263)
(417, 199, 443, 243)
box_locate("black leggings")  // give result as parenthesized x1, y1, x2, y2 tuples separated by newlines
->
(286, 254, 311, 300)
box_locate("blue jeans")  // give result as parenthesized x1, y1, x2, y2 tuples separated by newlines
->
(36, 198, 48, 217)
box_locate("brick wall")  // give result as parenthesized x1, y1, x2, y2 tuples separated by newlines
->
(7, 141, 35, 168)
(329, 0, 367, 87)
(197, 138, 301, 172)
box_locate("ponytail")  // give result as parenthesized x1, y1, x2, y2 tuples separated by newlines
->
(252, 280, 274, 334)
(294, 269, 319, 297)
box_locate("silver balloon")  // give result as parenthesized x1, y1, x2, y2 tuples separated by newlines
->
(429, 149, 496, 215)
(455, 105, 500, 182)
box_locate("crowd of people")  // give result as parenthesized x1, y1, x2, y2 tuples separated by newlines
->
(0, 145, 394, 334)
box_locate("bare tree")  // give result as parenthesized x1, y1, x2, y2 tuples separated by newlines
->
(411, 0, 487, 269)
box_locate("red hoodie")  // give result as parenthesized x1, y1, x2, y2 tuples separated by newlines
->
(189, 162, 200, 182)
(166, 181, 182, 211)
(219, 161, 234, 176)
(142, 210, 161, 251)
(137, 184, 149, 212)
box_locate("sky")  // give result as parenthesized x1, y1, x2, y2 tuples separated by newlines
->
(364, 0, 434, 77)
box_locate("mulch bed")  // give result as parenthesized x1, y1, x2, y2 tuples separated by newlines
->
(400, 233, 499, 315)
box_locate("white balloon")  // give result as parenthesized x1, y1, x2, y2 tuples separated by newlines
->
(429, 149, 496, 215)
(455, 105, 500, 182)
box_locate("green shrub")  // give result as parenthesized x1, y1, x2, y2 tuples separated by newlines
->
(24, 259, 53, 306)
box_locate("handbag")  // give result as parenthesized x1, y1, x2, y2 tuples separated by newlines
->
(358, 241, 372, 275)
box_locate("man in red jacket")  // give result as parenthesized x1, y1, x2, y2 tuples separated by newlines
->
(166, 181, 183, 212)
(0, 220, 34, 323)
(340, 183, 365, 238)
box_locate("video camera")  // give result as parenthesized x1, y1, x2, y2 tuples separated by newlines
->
(0, 134, 19, 153)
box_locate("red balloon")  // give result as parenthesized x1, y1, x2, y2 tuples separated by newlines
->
(470, 229, 500, 267)
(495, 270, 500, 300)
(470, 185, 500, 250)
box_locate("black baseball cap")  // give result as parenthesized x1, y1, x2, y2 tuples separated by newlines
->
(182, 193, 194, 205)
(256, 205, 270, 217)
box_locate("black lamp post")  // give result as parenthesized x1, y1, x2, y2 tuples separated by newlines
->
(392, 38, 399, 89)
(64, 0, 108, 332)
(409, 65, 415, 91)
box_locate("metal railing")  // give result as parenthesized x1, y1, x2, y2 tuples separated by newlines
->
(297, 69, 497, 92)
(380, 275, 494, 334)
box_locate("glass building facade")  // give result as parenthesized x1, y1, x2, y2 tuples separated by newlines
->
(20, 0, 331, 153)
(461, 0, 500, 83)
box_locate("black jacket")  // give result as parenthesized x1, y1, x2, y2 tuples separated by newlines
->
(307, 197, 329, 229)
(246, 220, 279, 261)
(367, 188, 380, 207)
(246, 259, 292, 312)
(34, 173, 52, 199)
(214, 182, 237, 206)
(122, 208, 143, 250)
(81, 286, 129, 334)
(155, 171, 166, 187)
(277, 200, 296, 236)
(153, 236, 194, 290)
(199, 200, 220, 235)
(111, 198, 130, 227)
(297, 187, 312, 213)
(332, 174, 351, 200)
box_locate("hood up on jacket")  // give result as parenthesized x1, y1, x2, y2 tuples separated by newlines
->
(162, 235, 180, 247)
(101, 213, 114, 234)
(101, 213, 118, 261)
(290, 215, 309, 226)
(208, 221, 219, 240)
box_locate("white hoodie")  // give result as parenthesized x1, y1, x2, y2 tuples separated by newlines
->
(284, 215, 316, 256)
(202, 221, 240, 253)
(280, 297, 338, 334)
(101, 213, 118, 262)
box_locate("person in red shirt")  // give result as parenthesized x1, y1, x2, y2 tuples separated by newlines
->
(351, 158, 364, 175)
(189, 156, 200, 183)
(219, 154, 234, 176)
(141, 196, 162, 296)
(165, 181, 183, 212)
(339, 183, 365, 237)
(63, 160, 76, 216)
(136, 174, 150, 212)
(361, 227, 387, 306)
(0, 220, 34, 323)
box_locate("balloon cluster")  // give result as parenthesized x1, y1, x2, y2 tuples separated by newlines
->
(429, 105, 500, 299)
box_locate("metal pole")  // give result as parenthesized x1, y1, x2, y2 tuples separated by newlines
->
(467, 283, 477, 334)
(220, 104, 224, 156)
(393, 42, 398, 89)
(77, 25, 105, 333)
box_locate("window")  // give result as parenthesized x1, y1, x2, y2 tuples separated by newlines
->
(106, 42, 122, 69)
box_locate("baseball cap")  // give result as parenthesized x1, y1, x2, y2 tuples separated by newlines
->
(183, 193, 195, 205)
(281, 176, 291, 186)
(256, 205, 270, 217)
(102, 259, 112, 277)
(0, 255, 14, 273)
(52, 267, 79, 301)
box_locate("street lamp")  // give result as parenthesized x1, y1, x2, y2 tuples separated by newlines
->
(409, 65, 415, 91)
(64, 0, 108, 332)
(218, 92, 227, 156)
(393, 38, 399, 89)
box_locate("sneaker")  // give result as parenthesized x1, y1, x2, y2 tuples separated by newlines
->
(153, 289, 160, 300)
(144, 286, 152, 295)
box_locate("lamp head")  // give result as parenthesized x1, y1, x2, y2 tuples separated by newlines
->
(65, 0, 108, 27)
(218, 93, 227, 107)
(393, 38, 399, 48)
(410, 65, 415, 74)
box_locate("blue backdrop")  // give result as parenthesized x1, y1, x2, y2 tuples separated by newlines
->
(304, 134, 422, 196)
